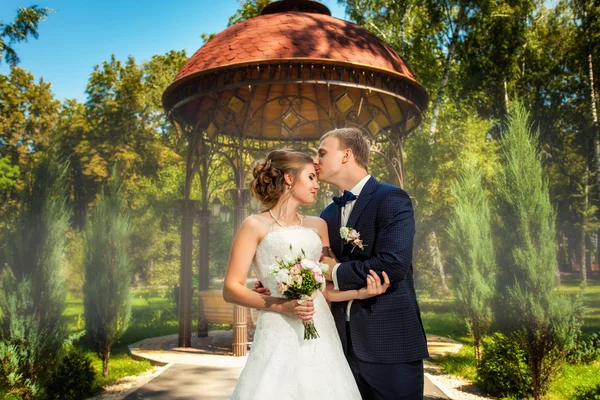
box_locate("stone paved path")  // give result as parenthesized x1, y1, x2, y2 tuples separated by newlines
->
(124, 363, 450, 399)
(121, 331, 459, 399)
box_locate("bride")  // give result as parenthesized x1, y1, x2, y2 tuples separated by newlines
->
(223, 149, 390, 400)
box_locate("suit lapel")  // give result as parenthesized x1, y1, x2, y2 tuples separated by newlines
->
(346, 176, 378, 229)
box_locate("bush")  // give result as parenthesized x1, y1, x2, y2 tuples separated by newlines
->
(45, 348, 95, 400)
(477, 333, 533, 398)
(567, 333, 600, 365)
(574, 383, 600, 400)
(0, 339, 44, 399)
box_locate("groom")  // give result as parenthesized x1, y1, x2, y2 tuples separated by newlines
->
(316, 127, 428, 400)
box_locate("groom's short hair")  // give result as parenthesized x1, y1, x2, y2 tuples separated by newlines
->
(321, 127, 370, 170)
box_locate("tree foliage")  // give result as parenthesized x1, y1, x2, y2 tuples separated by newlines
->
(494, 102, 580, 400)
(0, 158, 70, 399)
(447, 163, 496, 361)
(0, 6, 51, 66)
(83, 169, 133, 378)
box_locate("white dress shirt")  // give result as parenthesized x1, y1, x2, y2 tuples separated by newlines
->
(332, 174, 371, 321)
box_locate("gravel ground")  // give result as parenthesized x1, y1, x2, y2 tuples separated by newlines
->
(86, 364, 169, 400)
(424, 360, 492, 400)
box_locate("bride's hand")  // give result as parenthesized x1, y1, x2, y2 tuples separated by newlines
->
(357, 270, 390, 300)
(320, 257, 338, 281)
(282, 300, 315, 321)
(253, 281, 271, 296)
(321, 246, 337, 261)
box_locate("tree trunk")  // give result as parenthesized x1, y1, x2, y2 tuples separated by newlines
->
(590, 231, 600, 267)
(428, 40, 456, 145)
(473, 318, 482, 362)
(504, 79, 510, 114)
(588, 51, 600, 199)
(555, 256, 561, 287)
(103, 346, 110, 378)
(582, 168, 589, 286)
(581, 4, 600, 201)
(581, 228, 587, 286)
(429, 231, 451, 295)
(428, 5, 466, 145)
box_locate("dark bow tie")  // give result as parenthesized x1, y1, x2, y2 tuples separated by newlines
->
(332, 190, 357, 207)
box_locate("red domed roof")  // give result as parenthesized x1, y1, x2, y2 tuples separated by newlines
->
(171, 11, 427, 108)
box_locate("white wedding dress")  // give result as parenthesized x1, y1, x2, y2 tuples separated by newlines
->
(231, 225, 361, 400)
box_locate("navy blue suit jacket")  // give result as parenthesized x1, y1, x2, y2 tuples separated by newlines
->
(321, 177, 429, 364)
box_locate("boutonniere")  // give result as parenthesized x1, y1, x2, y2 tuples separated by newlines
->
(340, 227, 366, 252)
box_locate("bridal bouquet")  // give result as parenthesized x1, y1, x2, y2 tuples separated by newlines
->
(269, 247, 329, 340)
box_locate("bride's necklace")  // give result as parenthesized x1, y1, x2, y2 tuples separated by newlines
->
(269, 209, 303, 228)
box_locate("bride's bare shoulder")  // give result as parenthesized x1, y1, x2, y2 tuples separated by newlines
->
(301, 215, 328, 232)
(244, 213, 276, 236)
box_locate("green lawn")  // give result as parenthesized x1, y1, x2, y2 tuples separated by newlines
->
(559, 275, 600, 335)
(419, 275, 600, 400)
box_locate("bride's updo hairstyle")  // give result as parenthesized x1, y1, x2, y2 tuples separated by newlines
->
(251, 149, 314, 210)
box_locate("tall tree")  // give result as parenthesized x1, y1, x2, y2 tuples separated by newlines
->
(573, 0, 600, 200)
(83, 169, 132, 378)
(519, 2, 599, 276)
(0, 6, 51, 66)
(0, 158, 70, 399)
(53, 99, 89, 229)
(447, 163, 496, 361)
(458, 0, 537, 121)
(0, 67, 60, 179)
(494, 102, 579, 400)
(83, 55, 162, 187)
(142, 50, 188, 152)
(405, 104, 498, 294)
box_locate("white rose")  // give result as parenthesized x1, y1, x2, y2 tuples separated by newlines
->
(275, 269, 289, 283)
(319, 262, 330, 275)
(301, 258, 318, 270)
(340, 227, 350, 238)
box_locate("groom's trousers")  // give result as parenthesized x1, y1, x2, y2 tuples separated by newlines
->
(346, 323, 424, 400)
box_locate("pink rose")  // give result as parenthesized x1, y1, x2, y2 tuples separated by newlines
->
(277, 282, 288, 294)
(312, 269, 325, 284)
(290, 266, 301, 275)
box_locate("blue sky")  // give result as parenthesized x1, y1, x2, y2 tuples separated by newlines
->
(0, 0, 347, 102)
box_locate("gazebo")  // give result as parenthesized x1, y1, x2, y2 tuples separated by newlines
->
(162, 0, 428, 356)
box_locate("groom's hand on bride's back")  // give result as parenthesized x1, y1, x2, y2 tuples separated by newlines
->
(253, 281, 271, 296)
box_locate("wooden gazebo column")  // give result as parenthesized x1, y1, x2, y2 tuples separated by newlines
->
(178, 199, 193, 347)
(196, 208, 210, 337)
(232, 187, 249, 356)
